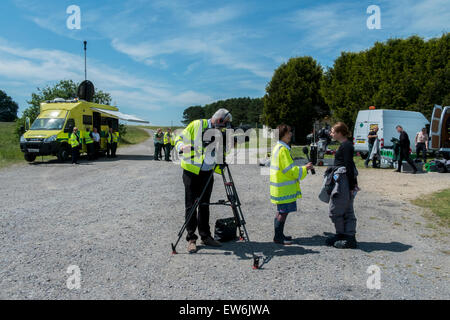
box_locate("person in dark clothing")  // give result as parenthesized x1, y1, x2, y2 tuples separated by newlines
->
(395, 125, 417, 174)
(364, 126, 379, 168)
(326, 122, 358, 249)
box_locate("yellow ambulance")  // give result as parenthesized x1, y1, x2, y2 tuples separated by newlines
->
(19, 98, 148, 162)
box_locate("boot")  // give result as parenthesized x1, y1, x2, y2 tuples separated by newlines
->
(333, 235, 358, 249)
(274, 217, 292, 245)
(325, 233, 345, 246)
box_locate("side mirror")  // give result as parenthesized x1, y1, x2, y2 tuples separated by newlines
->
(25, 117, 30, 131)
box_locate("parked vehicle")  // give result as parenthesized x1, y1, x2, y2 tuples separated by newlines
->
(353, 108, 429, 159)
(429, 105, 450, 159)
(19, 98, 148, 162)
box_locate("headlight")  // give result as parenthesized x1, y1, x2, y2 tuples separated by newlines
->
(20, 135, 27, 143)
(44, 135, 57, 143)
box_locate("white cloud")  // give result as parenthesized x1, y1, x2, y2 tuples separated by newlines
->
(0, 38, 212, 115)
(111, 36, 273, 78)
(186, 6, 242, 27)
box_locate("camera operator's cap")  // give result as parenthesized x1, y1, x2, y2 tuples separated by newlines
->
(213, 108, 232, 123)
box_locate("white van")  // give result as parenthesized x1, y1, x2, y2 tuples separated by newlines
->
(353, 109, 429, 157)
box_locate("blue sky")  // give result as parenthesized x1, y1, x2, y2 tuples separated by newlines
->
(0, 0, 448, 125)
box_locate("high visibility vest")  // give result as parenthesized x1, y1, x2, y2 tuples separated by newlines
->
(84, 131, 93, 144)
(107, 132, 118, 144)
(164, 132, 170, 144)
(69, 132, 80, 148)
(269, 142, 307, 204)
(174, 119, 222, 175)
(170, 133, 175, 146)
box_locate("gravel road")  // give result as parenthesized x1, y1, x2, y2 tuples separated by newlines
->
(0, 131, 449, 300)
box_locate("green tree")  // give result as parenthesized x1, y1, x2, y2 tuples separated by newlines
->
(263, 56, 327, 143)
(0, 90, 19, 122)
(182, 106, 205, 125)
(321, 34, 450, 131)
(182, 98, 264, 127)
(16, 80, 112, 137)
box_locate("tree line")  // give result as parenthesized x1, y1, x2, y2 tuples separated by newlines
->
(182, 33, 449, 143)
(182, 97, 264, 127)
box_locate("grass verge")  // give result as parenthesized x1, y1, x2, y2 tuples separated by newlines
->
(119, 126, 150, 147)
(0, 122, 23, 169)
(412, 189, 450, 228)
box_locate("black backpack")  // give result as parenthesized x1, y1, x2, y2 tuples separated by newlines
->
(214, 217, 237, 242)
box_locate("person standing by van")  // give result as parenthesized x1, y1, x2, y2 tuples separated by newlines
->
(415, 128, 429, 163)
(111, 129, 119, 158)
(106, 127, 115, 158)
(84, 127, 94, 160)
(69, 127, 81, 164)
(326, 122, 358, 249)
(92, 127, 101, 159)
(364, 126, 379, 168)
(395, 125, 417, 174)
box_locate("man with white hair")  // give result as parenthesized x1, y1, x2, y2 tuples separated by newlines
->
(174, 108, 232, 253)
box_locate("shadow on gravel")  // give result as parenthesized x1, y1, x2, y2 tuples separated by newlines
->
(93, 155, 155, 162)
(356, 241, 412, 253)
(294, 233, 412, 253)
(196, 241, 320, 269)
(29, 154, 155, 165)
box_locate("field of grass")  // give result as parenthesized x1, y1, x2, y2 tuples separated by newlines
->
(0, 122, 23, 169)
(412, 189, 450, 228)
(119, 126, 150, 147)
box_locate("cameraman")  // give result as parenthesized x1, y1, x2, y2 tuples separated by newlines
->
(174, 108, 232, 253)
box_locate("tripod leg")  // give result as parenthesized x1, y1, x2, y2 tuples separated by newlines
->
(221, 164, 260, 269)
(171, 171, 215, 254)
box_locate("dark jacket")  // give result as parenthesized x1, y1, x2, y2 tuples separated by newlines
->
(333, 140, 358, 190)
(399, 131, 410, 151)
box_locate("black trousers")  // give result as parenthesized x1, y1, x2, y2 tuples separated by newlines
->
(183, 169, 214, 241)
(107, 143, 117, 157)
(71, 146, 79, 163)
(154, 143, 162, 160)
(164, 144, 171, 161)
(416, 143, 427, 163)
(111, 142, 117, 157)
(398, 148, 417, 172)
(93, 142, 100, 159)
(86, 143, 94, 160)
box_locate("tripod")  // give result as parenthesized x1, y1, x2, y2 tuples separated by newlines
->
(171, 162, 260, 270)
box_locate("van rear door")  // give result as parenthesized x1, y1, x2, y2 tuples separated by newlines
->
(430, 105, 443, 150)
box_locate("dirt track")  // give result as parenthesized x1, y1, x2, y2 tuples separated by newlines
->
(0, 133, 448, 299)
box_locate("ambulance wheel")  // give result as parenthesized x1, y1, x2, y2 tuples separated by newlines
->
(24, 153, 37, 162)
(57, 145, 70, 162)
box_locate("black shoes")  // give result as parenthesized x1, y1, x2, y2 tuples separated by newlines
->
(333, 235, 358, 249)
(325, 234, 345, 246)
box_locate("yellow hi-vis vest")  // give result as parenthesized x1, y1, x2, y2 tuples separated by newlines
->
(164, 132, 170, 144)
(107, 132, 119, 143)
(270, 142, 307, 204)
(83, 131, 93, 144)
(174, 119, 222, 175)
(69, 132, 80, 148)
(170, 133, 175, 146)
